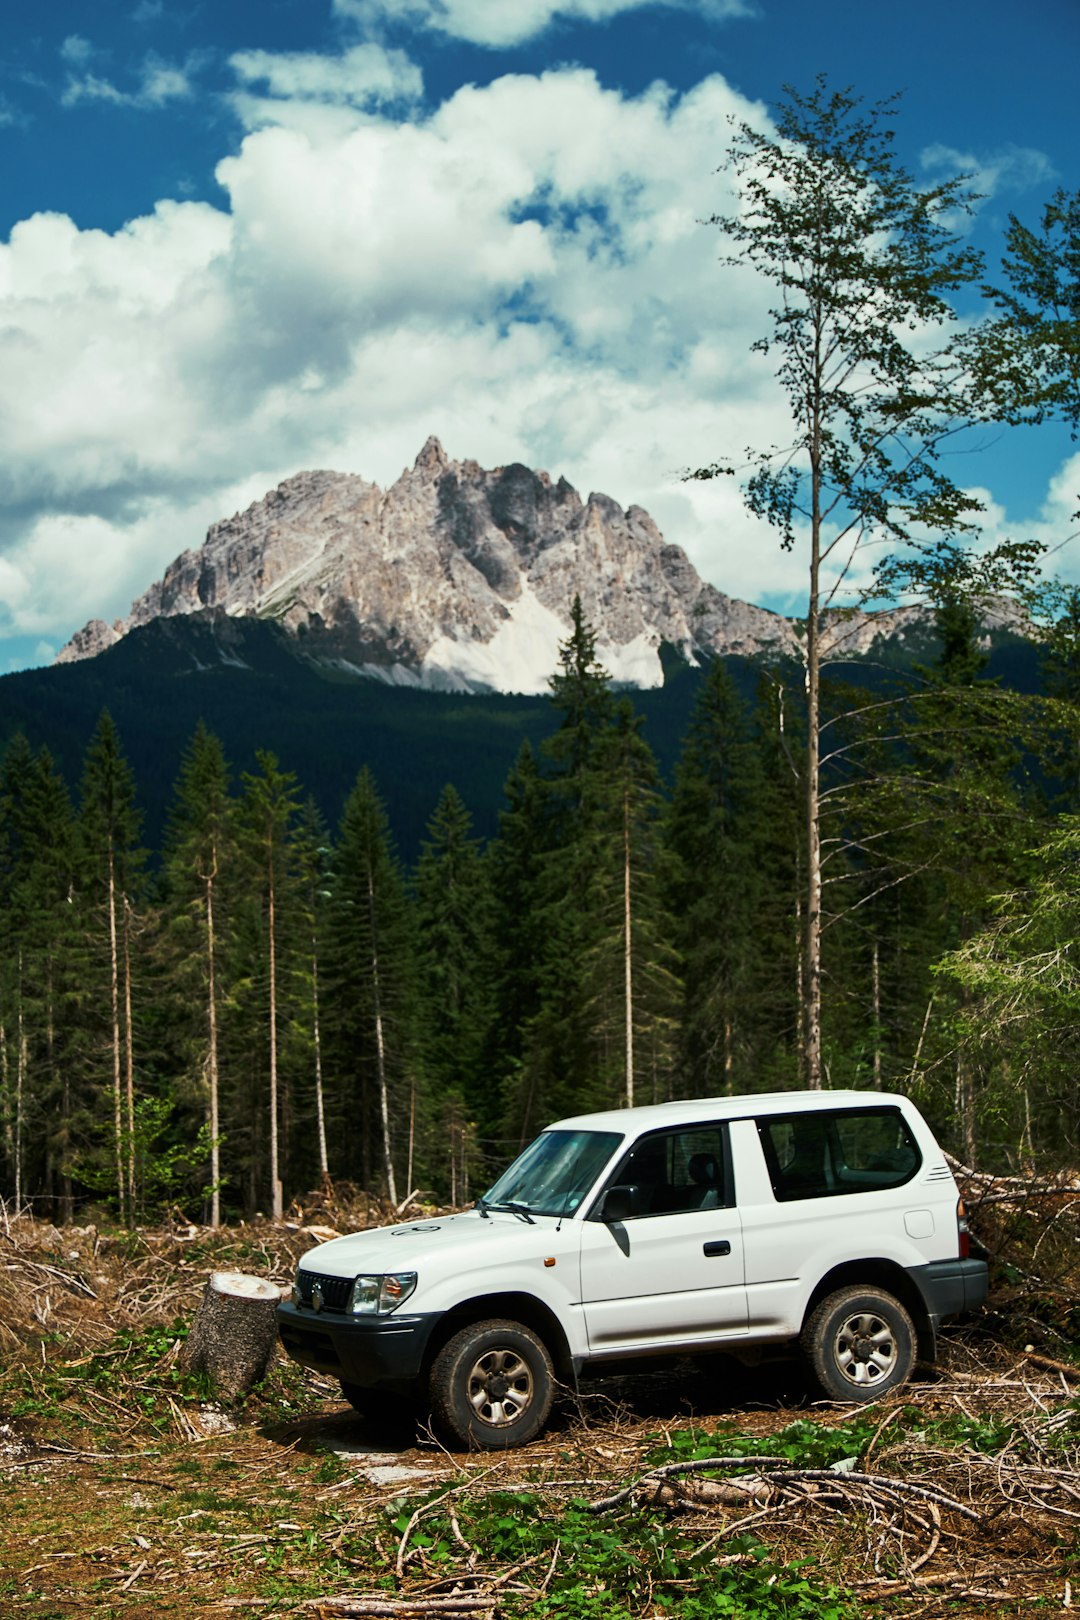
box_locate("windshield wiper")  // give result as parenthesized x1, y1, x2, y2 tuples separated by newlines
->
(475, 1195, 490, 1219)
(485, 1200, 536, 1224)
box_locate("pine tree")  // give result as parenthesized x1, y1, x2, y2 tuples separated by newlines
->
(521, 610, 680, 1120)
(514, 601, 617, 1126)
(414, 785, 491, 1195)
(0, 734, 37, 1210)
(77, 711, 144, 1221)
(325, 768, 415, 1203)
(485, 741, 551, 1145)
(583, 698, 681, 1108)
(664, 659, 774, 1093)
(293, 798, 333, 1189)
(163, 723, 234, 1225)
(15, 746, 79, 1217)
(238, 751, 301, 1220)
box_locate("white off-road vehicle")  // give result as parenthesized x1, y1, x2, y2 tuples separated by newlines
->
(277, 1090, 986, 1448)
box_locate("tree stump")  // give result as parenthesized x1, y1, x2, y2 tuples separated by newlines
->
(180, 1271, 282, 1399)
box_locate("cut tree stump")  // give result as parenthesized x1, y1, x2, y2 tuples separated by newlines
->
(180, 1271, 282, 1399)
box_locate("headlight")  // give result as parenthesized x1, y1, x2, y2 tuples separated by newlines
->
(349, 1272, 418, 1315)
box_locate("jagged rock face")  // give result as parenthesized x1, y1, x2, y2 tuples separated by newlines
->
(55, 438, 1025, 691)
(57, 438, 802, 691)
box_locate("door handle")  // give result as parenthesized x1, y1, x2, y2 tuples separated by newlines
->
(703, 1240, 731, 1257)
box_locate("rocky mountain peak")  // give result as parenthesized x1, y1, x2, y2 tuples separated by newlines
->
(413, 434, 450, 474)
(59, 442, 1014, 691)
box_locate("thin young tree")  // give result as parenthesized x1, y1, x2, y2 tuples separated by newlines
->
(239, 751, 301, 1221)
(486, 741, 550, 1142)
(164, 723, 234, 1226)
(520, 600, 617, 1122)
(294, 798, 333, 1189)
(0, 733, 37, 1210)
(577, 699, 681, 1109)
(664, 659, 775, 1093)
(692, 79, 988, 1087)
(18, 747, 79, 1218)
(414, 784, 491, 1112)
(326, 769, 415, 1204)
(78, 711, 143, 1220)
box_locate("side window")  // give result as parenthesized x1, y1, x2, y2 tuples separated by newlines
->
(598, 1124, 733, 1218)
(757, 1108, 920, 1203)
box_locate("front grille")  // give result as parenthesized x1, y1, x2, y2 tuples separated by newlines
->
(297, 1271, 352, 1313)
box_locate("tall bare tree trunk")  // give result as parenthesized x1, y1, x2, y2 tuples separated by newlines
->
(205, 860, 221, 1227)
(1, 1023, 11, 1178)
(16, 1008, 26, 1215)
(804, 358, 824, 1091)
(910, 997, 933, 1081)
(872, 939, 882, 1089)
(46, 960, 72, 1223)
(267, 866, 282, 1220)
(311, 942, 328, 1184)
(123, 895, 136, 1213)
(795, 894, 804, 1052)
(366, 860, 397, 1205)
(623, 780, 634, 1109)
(449, 1107, 458, 1207)
(107, 855, 126, 1223)
(955, 1053, 976, 1166)
(406, 1077, 415, 1201)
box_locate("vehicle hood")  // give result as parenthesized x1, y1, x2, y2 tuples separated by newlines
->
(297, 1209, 570, 1279)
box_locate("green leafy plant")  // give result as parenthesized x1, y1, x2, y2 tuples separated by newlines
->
(387, 1487, 856, 1620)
(645, 1417, 880, 1471)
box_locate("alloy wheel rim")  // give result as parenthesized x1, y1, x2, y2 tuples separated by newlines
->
(465, 1347, 534, 1427)
(832, 1311, 898, 1386)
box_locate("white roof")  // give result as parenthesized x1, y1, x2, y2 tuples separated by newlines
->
(550, 1090, 911, 1136)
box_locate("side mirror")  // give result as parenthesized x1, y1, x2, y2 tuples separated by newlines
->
(601, 1184, 641, 1223)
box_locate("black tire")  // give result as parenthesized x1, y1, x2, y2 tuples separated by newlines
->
(802, 1286, 916, 1402)
(430, 1319, 554, 1450)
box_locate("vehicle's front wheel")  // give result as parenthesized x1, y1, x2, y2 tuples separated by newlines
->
(802, 1286, 916, 1402)
(430, 1319, 554, 1449)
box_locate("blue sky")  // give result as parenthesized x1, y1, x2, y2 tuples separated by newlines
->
(1, 0, 1077, 671)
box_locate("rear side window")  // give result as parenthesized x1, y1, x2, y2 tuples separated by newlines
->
(757, 1107, 921, 1202)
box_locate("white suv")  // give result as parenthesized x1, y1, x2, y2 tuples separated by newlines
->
(277, 1090, 986, 1448)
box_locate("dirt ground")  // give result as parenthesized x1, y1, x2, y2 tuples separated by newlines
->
(2, 1189, 1079, 1619)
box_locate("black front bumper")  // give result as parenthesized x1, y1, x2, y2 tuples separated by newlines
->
(277, 1301, 440, 1395)
(910, 1257, 989, 1328)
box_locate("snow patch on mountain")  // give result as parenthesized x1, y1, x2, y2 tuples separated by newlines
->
(423, 585, 570, 694)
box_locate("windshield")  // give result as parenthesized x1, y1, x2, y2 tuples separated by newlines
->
(481, 1130, 623, 1219)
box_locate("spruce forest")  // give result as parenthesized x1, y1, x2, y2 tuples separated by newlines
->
(3, 83, 1080, 1226)
(3, 588, 1080, 1225)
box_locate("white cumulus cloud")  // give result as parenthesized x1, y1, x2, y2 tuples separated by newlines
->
(331, 0, 753, 49)
(60, 36, 197, 110)
(0, 49, 1072, 664)
(921, 141, 1057, 212)
(1, 62, 785, 649)
(230, 43, 424, 120)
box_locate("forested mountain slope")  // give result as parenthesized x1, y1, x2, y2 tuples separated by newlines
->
(1, 607, 1039, 860)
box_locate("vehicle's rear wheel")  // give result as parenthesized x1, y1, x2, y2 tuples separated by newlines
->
(430, 1319, 554, 1449)
(802, 1286, 916, 1402)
